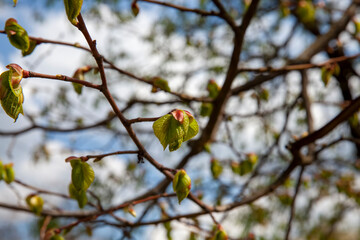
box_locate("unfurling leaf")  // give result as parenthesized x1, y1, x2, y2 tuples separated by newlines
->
(200, 103, 213, 117)
(26, 194, 44, 215)
(0, 64, 25, 121)
(125, 205, 137, 217)
(70, 159, 95, 191)
(296, 0, 316, 24)
(131, 1, 140, 17)
(64, 0, 83, 25)
(214, 225, 228, 240)
(321, 64, 340, 87)
(207, 79, 220, 99)
(3, 163, 15, 184)
(69, 183, 87, 208)
(321, 67, 332, 86)
(153, 109, 198, 151)
(5, 18, 30, 51)
(22, 39, 37, 57)
(259, 88, 269, 101)
(152, 77, 171, 92)
(239, 153, 258, 176)
(210, 159, 223, 179)
(354, 19, 360, 35)
(50, 235, 65, 240)
(173, 169, 191, 204)
(0, 161, 3, 181)
(72, 66, 91, 95)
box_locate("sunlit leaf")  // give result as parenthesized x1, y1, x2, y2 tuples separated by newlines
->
(3, 163, 15, 184)
(153, 77, 171, 92)
(5, 18, 29, 51)
(70, 159, 95, 191)
(22, 39, 37, 57)
(210, 159, 223, 179)
(64, 0, 83, 25)
(69, 183, 87, 208)
(26, 194, 44, 215)
(173, 169, 191, 204)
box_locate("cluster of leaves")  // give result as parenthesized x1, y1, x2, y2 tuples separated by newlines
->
(66, 157, 95, 208)
(153, 109, 199, 152)
(200, 80, 221, 117)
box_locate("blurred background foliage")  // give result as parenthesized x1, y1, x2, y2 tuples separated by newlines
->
(0, 0, 360, 239)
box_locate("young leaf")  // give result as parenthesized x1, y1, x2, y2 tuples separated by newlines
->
(153, 113, 172, 150)
(64, 0, 83, 26)
(70, 159, 95, 191)
(183, 116, 199, 142)
(153, 77, 171, 92)
(214, 226, 228, 240)
(296, 0, 316, 24)
(0, 161, 3, 181)
(200, 103, 213, 117)
(153, 109, 198, 151)
(0, 65, 25, 122)
(210, 159, 223, 179)
(50, 236, 65, 240)
(131, 1, 140, 17)
(26, 194, 44, 215)
(321, 66, 332, 86)
(69, 183, 88, 208)
(207, 79, 220, 99)
(173, 169, 191, 204)
(5, 18, 30, 51)
(71, 66, 88, 95)
(22, 39, 37, 57)
(3, 163, 15, 184)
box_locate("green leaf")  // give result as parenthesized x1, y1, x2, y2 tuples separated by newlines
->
(5, 18, 30, 51)
(153, 77, 171, 92)
(207, 80, 220, 99)
(0, 67, 24, 122)
(183, 116, 199, 142)
(72, 66, 91, 95)
(64, 0, 83, 25)
(210, 159, 223, 179)
(214, 226, 228, 240)
(296, 0, 316, 24)
(70, 159, 95, 191)
(321, 67, 332, 86)
(153, 110, 198, 151)
(26, 194, 44, 215)
(0, 161, 3, 181)
(153, 114, 172, 150)
(200, 103, 213, 117)
(13, 0, 18, 7)
(22, 39, 37, 57)
(50, 236, 65, 240)
(69, 183, 88, 208)
(173, 169, 191, 204)
(3, 163, 15, 184)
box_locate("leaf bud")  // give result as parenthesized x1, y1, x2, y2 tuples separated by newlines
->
(173, 169, 191, 204)
(26, 194, 44, 215)
(5, 18, 30, 51)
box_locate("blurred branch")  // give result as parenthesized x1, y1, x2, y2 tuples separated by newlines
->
(237, 53, 360, 73)
(284, 166, 305, 240)
(138, 0, 219, 16)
